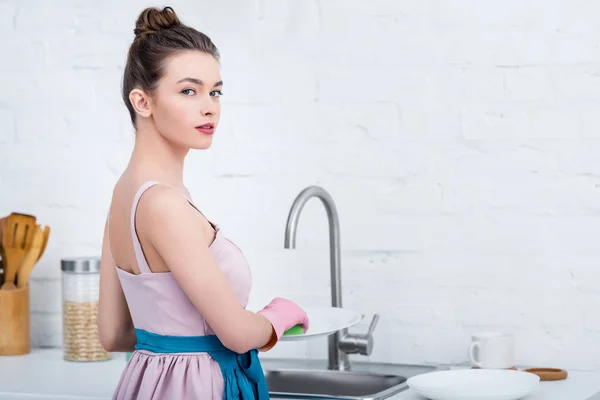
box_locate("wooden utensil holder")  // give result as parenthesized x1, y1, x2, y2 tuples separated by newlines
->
(0, 285, 30, 355)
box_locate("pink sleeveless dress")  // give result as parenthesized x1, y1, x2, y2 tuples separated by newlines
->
(108, 181, 253, 399)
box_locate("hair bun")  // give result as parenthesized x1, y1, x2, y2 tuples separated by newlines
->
(133, 6, 181, 40)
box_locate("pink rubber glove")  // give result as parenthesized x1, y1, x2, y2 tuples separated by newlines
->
(257, 297, 309, 340)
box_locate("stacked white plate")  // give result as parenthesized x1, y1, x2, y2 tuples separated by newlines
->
(407, 369, 541, 400)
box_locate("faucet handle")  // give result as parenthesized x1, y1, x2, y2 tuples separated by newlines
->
(367, 314, 379, 336)
(338, 313, 380, 357)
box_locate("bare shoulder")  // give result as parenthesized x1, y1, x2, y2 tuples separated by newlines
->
(136, 184, 190, 219)
(134, 184, 211, 245)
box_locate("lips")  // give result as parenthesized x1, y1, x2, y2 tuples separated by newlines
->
(195, 123, 215, 135)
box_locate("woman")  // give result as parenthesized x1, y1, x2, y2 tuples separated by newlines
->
(97, 6, 309, 399)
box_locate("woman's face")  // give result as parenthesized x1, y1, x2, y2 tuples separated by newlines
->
(151, 50, 223, 150)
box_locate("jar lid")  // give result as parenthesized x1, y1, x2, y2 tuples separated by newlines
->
(61, 257, 101, 273)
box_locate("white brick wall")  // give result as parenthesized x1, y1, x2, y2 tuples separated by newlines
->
(2, 0, 600, 370)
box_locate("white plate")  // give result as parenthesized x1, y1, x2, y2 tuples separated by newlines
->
(407, 369, 540, 400)
(279, 306, 363, 341)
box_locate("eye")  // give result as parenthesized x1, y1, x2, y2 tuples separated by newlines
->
(181, 88, 196, 96)
(210, 90, 223, 97)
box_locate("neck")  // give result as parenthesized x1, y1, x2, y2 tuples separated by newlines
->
(128, 119, 189, 188)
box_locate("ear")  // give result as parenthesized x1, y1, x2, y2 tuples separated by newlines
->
(128, 88, 153, 119)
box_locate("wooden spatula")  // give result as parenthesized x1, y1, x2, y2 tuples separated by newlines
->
(16, 224, 44, 288)
(1, 213, 37, 289)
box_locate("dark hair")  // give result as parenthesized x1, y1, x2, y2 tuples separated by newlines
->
(122, 6, 220, 127)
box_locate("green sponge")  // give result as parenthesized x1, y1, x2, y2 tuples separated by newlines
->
(283, 324, 304, 336)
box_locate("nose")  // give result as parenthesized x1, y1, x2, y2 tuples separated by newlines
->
(200, 95, 217, 117)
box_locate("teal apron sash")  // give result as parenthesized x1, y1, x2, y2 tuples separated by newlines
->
(134, 329, 270, 400)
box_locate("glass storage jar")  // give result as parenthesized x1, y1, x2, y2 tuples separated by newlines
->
(61, 256, 110, 362)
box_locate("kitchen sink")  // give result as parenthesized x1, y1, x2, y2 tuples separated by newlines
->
(273, 187, 443, 398)
(261, 358, 442, 400)
(265, 369, 406, 399)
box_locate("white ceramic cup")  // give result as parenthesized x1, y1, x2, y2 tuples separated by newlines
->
(468, 332, 515, 369)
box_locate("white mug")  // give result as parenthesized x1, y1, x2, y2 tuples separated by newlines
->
(468, 332, 515, 369)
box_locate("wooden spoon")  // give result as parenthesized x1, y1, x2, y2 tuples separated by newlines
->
(0, 214, 9, 260)
(0, 215, 6, 285)
(1, 213, 36, 289)
(16, 224, 44, 288)
(36, 225, 50, 262)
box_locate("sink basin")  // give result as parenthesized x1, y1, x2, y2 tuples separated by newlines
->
(260, 357, 441, 399)
(265, 369, 407, 399)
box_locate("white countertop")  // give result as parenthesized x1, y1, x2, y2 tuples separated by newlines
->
(0, 348, 598, 399)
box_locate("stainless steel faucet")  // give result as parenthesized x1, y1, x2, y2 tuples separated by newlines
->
(284, 185, 379, 371)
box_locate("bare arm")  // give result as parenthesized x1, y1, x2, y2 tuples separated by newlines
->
(136, 187, 276, 354)
(98, 216, 137, 352)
